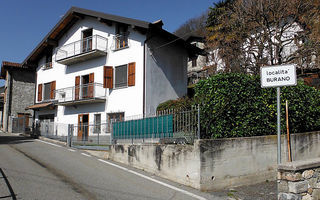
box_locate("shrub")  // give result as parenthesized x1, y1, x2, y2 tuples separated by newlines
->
(195, 73, 320, 138)
(157, 96, 193, 112)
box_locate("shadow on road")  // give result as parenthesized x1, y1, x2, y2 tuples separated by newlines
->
(0, 134, 34, 145)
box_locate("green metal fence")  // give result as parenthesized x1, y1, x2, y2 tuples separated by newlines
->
(112, 115, 173, 140)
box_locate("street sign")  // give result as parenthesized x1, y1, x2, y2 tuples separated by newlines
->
(260, 64, 297, 165)
(260, 64, 297, 88)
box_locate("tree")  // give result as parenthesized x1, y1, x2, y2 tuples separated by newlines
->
(206, 0, 320, 74)
(174, 11, 208, 39)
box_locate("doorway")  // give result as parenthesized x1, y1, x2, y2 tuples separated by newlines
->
(78, 114, 89, 141)
(82, 28, 92, 52)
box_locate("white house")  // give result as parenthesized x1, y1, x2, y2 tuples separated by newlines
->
(23, 7, 200, 139)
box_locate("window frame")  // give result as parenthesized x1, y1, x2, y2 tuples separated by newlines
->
(93, 113, 101, 133)
(114, 64, 128, 89)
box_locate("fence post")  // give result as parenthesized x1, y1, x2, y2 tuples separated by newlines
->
(67, 124, 73, 147)
(197, 104, 200, 140)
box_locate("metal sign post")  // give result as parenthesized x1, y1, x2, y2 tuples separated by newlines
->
(277, 87, 281, 164)
(260, 64, 297, 164)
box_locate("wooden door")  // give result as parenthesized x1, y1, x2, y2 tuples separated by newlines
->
(88, 73, 94, 98)
(78, 114, 89, 141)
(75, 76, 80, 100)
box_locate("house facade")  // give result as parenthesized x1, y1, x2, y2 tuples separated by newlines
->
(23, 7, 199, 138)
(0, 61, 35, 132)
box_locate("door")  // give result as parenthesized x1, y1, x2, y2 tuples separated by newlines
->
(88, 73, 94, 98)
(78, 114, 89, 141)
(82, 29, 92, 52)
(75, 76, 80, 100)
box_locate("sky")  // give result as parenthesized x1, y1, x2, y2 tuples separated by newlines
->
(0, 0, 216, 86)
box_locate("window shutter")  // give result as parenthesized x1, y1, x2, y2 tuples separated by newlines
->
(104, 66, 113, 88)
(37, 84, 43, 102)
(50, 81, 56, 99)
(75, 76, 80, 100)
(89, 73, 94, 98)
(128, 62, 135, 86)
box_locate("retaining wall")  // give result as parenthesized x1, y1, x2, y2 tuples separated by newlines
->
(102, 131, 320, 191)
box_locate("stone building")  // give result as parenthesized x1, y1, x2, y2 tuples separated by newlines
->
(0, 61, 35, 132)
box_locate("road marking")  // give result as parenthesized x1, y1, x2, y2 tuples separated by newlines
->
(81, 153, 92, 157)
(98, 159, 207, 200)
(36, 139, 62, 148)
(68, 149, 76, 152)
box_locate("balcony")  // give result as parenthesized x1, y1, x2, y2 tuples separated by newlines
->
(56, 35, 108, 65)
(111, 34, 129, 51)
(55, 83, 107, 106)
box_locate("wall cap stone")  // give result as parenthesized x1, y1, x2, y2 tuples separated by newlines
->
(278, 158, 320, 172)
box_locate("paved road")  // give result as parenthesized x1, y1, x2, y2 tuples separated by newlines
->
(0, 132, 222, 200)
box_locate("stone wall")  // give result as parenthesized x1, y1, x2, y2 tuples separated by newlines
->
(10, 70, 35, 117)
(278, 158, 320, 200)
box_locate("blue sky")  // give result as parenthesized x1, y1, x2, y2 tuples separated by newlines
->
(0, 0, 216, 86)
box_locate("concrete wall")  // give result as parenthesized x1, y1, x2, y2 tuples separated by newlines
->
(105, 131, 320, 191)
(145, 35, 188, 116)
(107, 143, 201, 189)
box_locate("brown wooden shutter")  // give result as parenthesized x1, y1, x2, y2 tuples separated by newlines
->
(75, 76, 80, 100)
(128, 62, 135, 86)
(50, 81, 56, 99)
(89, 73, 94, 98)
(104, 66, 113, 88)
(37, 84, 43, 102)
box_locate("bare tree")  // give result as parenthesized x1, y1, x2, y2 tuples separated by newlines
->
(206, 0, 320, 74)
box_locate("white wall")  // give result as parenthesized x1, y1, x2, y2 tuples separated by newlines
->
(35, 16, 146, 135)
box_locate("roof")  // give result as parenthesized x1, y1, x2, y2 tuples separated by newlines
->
(22, 7, 151, 67)
(0, 61, 29, 78)
(26, 102, 55, 110)
(22, 7, 202, 68)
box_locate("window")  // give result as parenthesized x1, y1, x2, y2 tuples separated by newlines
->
(115, 64, 128, 88)
(43, 82, 51, 100)
(104, 62, 135, 89)
(38, 81, 56, 102)
(115, 24, 129, 50)
(107, 112, 124, 132)
(94, 114, 101, 133)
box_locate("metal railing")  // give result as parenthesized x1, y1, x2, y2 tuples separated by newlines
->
(112, 107, 200, 144)
(34, 121, 68, 142)
(69, 123, 111, 150)
(56, 35, 108, 61)
(111, 34, 129, 51)
(41, 62, 53, 70)
(55, 83, 107, 103)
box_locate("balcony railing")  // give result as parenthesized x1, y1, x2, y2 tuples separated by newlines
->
(41, 62, 53, 70)
(111, 34, 129, 51)
(55, 35, 108, 64)
(55, 83, 107, 105)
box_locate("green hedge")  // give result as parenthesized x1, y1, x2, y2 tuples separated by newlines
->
(157, 73, 320, 139)
(195, 73, 320, 138)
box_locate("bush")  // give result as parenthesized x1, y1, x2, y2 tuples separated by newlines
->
(157, 96, 193, 112)
(195, 73, 320, 138)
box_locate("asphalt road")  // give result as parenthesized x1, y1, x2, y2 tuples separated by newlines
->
(0, 132, 222, 200)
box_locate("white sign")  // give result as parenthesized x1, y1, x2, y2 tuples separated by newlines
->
(260, 64, 297, 88)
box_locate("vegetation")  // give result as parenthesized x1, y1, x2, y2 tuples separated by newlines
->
(206, 0, 320, 74)
(158, 73, 320, 139)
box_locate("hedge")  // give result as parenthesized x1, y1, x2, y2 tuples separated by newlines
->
(158, 73, 320, 139)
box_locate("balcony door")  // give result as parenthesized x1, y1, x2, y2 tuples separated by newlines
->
(78, 114, 89, 141)
(81, 73, 94, 99)
(82, 28, 92, 53)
